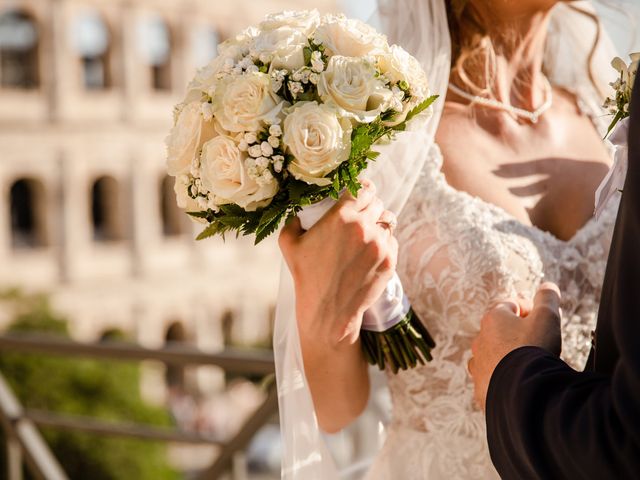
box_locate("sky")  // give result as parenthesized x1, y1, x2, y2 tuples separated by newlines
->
(339, 0, 639, 56)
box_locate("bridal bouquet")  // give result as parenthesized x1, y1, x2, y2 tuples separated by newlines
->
(597, 52, 637, 217)
(166, 10, 438, 372)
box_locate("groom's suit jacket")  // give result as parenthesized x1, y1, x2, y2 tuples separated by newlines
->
(485, 77, 640, 479)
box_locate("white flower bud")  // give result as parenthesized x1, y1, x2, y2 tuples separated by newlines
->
(201, 102, 214, 122)
(272, 155, 284, 173)
(244, 132, 258, 144)
(269, 124, 282, 136)
(255, 156, 270, 168)
(309, 72, 319, 85)
(268, 135, 280, 148)
(261, 141, 274, 157)
(238, 140, 249, 152)
(248, 144, 263, 158)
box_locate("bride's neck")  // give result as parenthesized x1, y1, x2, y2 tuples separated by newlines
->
(453, 10, 552, 111)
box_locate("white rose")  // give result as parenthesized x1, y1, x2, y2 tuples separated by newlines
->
(283, 102, 352, 186)
(377, 45, 429, 98)
(318, 56, 393, 123)
(253, 27, 307, 71)
(218, 27, 258, 58)
(314, 15, 389, 58)
(212, 72, 286, 133)
(260, 10, 320, 36)
(199, 136, 278, 211)
(166, 102, 217, 176)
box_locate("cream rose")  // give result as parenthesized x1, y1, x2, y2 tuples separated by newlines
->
(313, 15, 389, 58)
(212, 72, 285, 133)
(199, 136, 278, 211)
(259, 10, 320, 36)
(252, 27, 307, 71)
(166, 102, 217, 176)
(377, 45, 430, 98)
(318, 56, 393, 123)
(613, 52, 639, 101)
(283, 102, 352, 186)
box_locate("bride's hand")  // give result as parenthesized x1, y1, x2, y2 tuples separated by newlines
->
(279, 181, 398, 350)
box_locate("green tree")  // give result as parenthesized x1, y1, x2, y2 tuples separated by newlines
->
(0, 290, 179, 480)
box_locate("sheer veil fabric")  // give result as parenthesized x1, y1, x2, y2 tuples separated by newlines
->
(273, 1, 628, 478)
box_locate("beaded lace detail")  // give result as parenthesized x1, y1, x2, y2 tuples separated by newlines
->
(366, 113, 619, 479)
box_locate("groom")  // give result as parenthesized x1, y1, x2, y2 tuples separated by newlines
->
(469, 77, 640, 478)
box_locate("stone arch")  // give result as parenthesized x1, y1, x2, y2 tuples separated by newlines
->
(138, 14, 173, 91)
(9, 177, 47, 248)
(0, 9, 40, 88)
(72, 10, 112, 90)
(159, 175, 184, 237)
(90, 175, 124, 242)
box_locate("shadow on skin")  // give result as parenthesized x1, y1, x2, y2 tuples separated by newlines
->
(489, 157, 611, 242)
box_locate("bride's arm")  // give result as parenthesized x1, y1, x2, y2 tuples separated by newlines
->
(279, 183, 398, 433)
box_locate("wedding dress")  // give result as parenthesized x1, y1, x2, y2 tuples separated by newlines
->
(274, 1, 628, 478)
(365, 101, 620, 479)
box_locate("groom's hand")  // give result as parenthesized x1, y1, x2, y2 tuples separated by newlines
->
(469, 283, 562, 411)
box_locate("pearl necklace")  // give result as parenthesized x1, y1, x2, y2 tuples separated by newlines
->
(448, 77, 553, 124)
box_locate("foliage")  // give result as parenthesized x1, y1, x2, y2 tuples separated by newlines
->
(0, 290, 179, 480)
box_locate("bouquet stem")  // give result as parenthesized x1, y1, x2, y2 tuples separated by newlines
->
(360, 308, 435, 373)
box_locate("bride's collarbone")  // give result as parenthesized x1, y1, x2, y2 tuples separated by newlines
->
(436, 121, 611, 241)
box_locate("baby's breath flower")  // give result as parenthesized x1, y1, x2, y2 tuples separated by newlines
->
(269, 124, 282, 137)
(288, 81, 304, 99)
(268, 135, 280, 148)
(255, 156, 270, 169)
(248, 144, 263, 158)
(238, 140, 249, 151)
(244, 132, 258, 144)
(272, 155, 284, 173)
(261, 141, 274, 157)
(201, 102, 214, 122)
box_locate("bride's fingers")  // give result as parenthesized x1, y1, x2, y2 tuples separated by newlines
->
(488, 299, 521, 316)
(376, 210, 398, 234)
(338, 180, 376, 212)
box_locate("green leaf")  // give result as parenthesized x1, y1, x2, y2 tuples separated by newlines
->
(254, 204, 288, 244)
(303, 46, 313, 66)
(186, 211, 209, 219)
(404, 95, 439, 124)
(196, 223, 221, 241)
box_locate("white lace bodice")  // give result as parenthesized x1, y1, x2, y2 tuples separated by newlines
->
(365, 142, 619, 479)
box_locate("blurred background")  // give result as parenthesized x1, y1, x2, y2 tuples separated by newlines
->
(0, 0, 637, 479)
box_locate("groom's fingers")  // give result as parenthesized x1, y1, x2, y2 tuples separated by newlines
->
(532, 282, 562, 320)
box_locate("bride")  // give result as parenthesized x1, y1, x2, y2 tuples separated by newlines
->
(276, 0, 626, 478)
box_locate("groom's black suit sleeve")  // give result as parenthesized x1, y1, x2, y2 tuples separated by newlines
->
(485, 77, 640, 479)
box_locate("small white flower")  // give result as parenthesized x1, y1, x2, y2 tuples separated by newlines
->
(239, 57, 253, 70)
(292, 70, 303, 82)
(268, 135, 280, 148)
(197, 196, 208, 209)
(238, 140, 249, 151)
(272, 155, 284, 173)
(246, 65, 260, 74)
(256, 169, 275, 186)
(288, 81, 304, 99)
(261, 141, 274, 157)
(255, 156, 270, 168)
(311, 51, 324, 73)
(201, 102, 214, 122)
(269, 124, 283, 136)
(244, 132, 258, 144)
(300, 69, 311, 84)
(309, 72, 319, 85)
(248, 144, 263, 158)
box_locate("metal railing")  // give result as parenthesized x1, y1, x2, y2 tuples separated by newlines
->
(0, 333, 278, 480)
